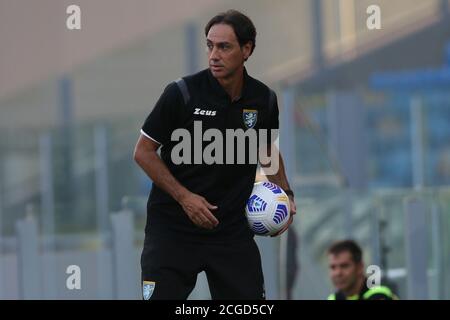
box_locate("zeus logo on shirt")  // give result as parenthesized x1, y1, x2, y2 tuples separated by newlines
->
(194, 108, 216, 116)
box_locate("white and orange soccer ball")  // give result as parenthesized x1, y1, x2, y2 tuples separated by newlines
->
(245, 182, 290, 236)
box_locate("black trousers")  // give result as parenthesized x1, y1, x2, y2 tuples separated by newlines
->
(141, 235, 265, 300)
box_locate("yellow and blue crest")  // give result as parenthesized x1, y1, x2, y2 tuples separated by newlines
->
(143, 281, 155, 300)
(243, 109, 258, 129)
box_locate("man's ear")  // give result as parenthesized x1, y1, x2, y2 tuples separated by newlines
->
(357, 262, 365, 276)
(242, 41, 253, 61)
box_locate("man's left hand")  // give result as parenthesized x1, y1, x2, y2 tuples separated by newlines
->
(271, 195, 297, 237)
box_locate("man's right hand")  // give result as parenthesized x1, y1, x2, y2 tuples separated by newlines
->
(134, 135, 219, 230)
(178, 192, 219, 229)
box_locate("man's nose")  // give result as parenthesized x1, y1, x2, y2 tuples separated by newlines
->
(332, 269, 341, 277)
(335, 270, 344, 277)
(209, 46, 220, 61)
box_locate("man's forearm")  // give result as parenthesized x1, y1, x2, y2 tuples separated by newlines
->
(136, 151, 189, 203)
(265, 153, 292, 192)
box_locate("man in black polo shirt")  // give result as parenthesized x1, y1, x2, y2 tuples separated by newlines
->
(134, 9, 296, 300)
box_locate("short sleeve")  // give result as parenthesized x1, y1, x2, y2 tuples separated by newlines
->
(267, 89, 279, 144)
(269, 90, 279, 130)
(141, 82, 183, 145)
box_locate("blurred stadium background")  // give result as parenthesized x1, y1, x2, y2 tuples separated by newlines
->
(1, 0, 450, 299)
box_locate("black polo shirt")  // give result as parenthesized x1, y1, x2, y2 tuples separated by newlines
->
(141, 68, 279, 242)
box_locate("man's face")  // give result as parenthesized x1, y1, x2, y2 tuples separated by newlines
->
(328, 251, 364, 292)
(206, 23, 252, 79)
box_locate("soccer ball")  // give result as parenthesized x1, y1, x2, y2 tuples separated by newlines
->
(245, 182, 291, 236)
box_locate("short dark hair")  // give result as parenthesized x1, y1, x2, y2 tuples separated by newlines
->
(204, 10, 257, 57)
(328, 240, 363, 264)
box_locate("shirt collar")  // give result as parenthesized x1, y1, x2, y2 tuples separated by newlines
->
(207, 67, 250, 102)
(336, 278, 370, 300)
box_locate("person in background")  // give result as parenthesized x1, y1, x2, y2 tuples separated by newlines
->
(327, 240, 398, 300)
